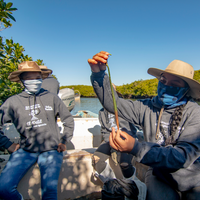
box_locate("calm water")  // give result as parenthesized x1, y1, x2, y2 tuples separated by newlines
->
(70, 98, 103, 115)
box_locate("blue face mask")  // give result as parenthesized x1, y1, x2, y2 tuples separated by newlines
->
(22, 79, 43, 94)
(157, 81, 189, 107)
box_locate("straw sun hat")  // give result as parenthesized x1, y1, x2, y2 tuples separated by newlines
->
(8, 61, 52, 83)
(148, 60, 200, 99)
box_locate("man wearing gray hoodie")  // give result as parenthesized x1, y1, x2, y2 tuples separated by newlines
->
(88, 51, 200, 200)
(0, 61, 74, 200)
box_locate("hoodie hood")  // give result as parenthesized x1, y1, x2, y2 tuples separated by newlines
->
(18, 88, 49, 98)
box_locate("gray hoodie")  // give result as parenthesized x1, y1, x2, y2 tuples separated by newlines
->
(91, 71, 200, 192)
(0, 89, 74, 153)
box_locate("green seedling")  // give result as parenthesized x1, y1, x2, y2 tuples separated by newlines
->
(106, 54, 119, 130)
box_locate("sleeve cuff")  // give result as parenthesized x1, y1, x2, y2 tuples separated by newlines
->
(130, 139, 143, 156)
(91, 70, 106, 78)
(4, 141, 13, 149)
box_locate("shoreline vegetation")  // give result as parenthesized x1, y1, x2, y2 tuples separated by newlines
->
(60, 70, 200, 101)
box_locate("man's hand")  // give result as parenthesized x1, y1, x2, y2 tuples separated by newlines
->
(7, 143, 20, 153)
(57, 143, 66, 152)
(109, 127, 135, 152)
(88, 51, 110, 72)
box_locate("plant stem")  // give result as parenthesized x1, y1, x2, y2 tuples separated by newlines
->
(106, 63, 119, 130)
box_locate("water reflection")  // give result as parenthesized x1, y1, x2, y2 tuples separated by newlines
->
(70, 98, 103, 115)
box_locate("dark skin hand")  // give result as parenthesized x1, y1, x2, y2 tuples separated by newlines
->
(109, 127, 136, 153)
(88, 51, 110, 72)
(7, 143, 20, 153)
(57, 143, 66, 153)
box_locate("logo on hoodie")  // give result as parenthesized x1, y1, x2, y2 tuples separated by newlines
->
(25, 104, 47, 129)
(29, 109, 40, 120)
(108, 113, 118, 130)
(45, 105, 53, 111)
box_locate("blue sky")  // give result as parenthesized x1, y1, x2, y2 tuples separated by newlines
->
(2, 0, 200, 87)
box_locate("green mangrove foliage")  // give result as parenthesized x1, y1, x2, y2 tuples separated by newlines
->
(116, 78, 158, 98)
(62, 70, 200, 99)
(0, 37, 32, 105)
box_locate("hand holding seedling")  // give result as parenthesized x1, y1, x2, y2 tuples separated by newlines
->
(88, 51, 110, 72)
(109, 127, 135, 152)
(88, 51, 135, 151)
(88, 51, 119, 129)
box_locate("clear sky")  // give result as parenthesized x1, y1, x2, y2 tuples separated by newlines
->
(2, 0, 200, 87)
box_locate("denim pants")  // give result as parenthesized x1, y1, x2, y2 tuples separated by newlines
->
(0, 148, 63, 200)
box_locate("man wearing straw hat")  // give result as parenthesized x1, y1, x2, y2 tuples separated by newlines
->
(39, 65, 60, 94)
(88, 51, 200, 199)
(0, 61, 74, 200)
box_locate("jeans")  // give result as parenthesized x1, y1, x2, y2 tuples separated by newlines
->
(0, 148, 63, 200)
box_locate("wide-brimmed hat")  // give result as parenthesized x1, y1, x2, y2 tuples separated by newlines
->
(148, 60, 200, 99)
(8, 61, 52, 83)
(39, 65, 53, 74)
